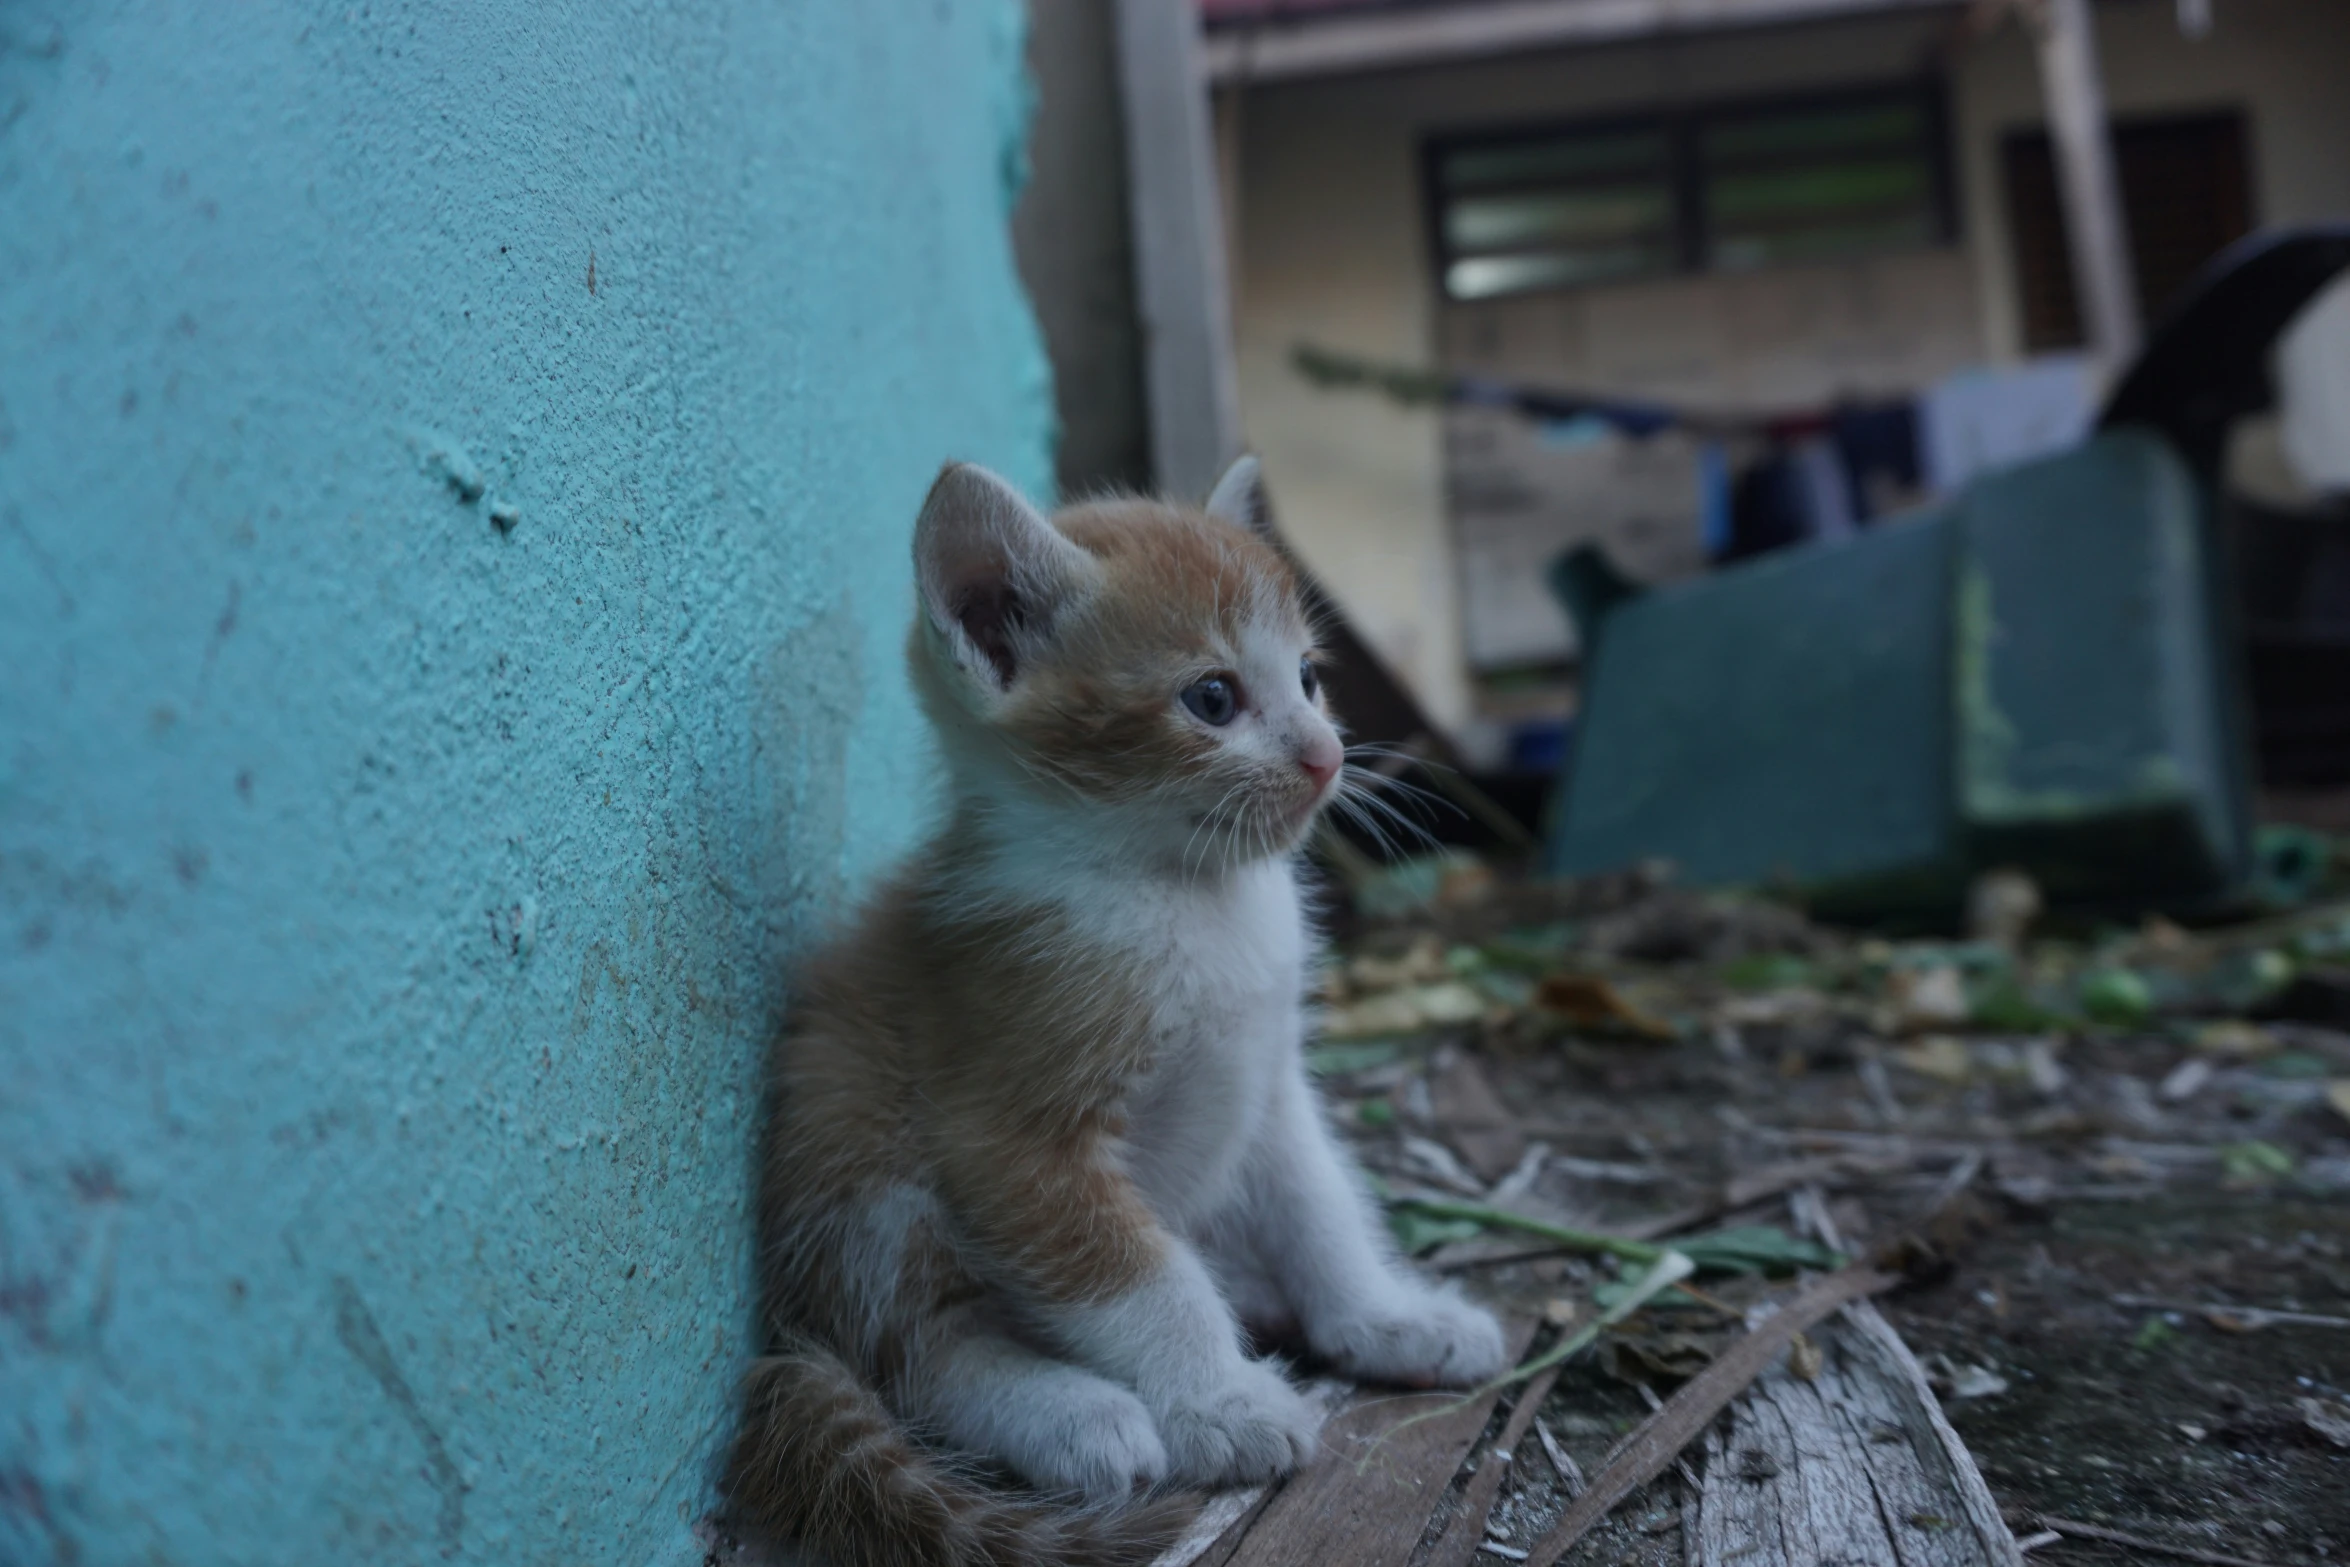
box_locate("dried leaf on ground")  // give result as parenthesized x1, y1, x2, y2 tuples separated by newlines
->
(1428, 1050, 1529, 1181)
(1884, 965, 1971, 1033)
(1895, 1035, 1976, 1085)
(1533, 972, 1674, 1040)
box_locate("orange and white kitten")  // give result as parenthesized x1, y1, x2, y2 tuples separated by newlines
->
(722, 459, 1505, 1566)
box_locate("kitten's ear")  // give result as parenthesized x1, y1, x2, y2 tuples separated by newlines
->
(1203, 453, 1267, 535)
(913, 463, 1094, 691)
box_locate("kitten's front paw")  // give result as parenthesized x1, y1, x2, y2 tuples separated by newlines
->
(1154, 1359, 1318, 1488)
(1315, 1290, 1507, 1390)
(1016, 1380, 1169, 1501)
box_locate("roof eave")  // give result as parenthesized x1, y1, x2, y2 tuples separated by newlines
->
(1204, 0, 1963, 86)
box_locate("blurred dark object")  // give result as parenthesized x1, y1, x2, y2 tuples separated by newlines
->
(1507, 719, 1570, 774)
(2236, 497, 2350, 786)
(2251, 823, 2338, 910)
(1544, 226, 2350, 923)
(2101, 224, 2350, 474)
(2112, 224, 2350, 795)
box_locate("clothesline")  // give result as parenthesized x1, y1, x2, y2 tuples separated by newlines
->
(1288, 342, 1852, 442)
(1290, 340, 1934, 558)
(1287, 339, 2101, 562)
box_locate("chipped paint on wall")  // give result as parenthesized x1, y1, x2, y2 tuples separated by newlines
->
(0, 1, 1051, 1560)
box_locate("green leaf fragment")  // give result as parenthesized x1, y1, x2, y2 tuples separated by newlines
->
(2220, 1140, 2295, 1181)
(1591, 1279, 1709, 1311)
(1969, 972, 2069, 1031)
(1307, 1040, 1403, 1076)
(2079, 968, 2154, 1027)
(1673, 1225, 1846, 1275)
(1388, 1208, 1484, 1256)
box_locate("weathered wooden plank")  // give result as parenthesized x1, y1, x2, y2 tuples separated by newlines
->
(1693, 1307, 2022, 1567)
(1526, 1268, 1894, 1567)
(1421, 1361, 1569, 1567)
(1218, 1321, 1537, 1567)
(1170, 1486, 1277, 1567)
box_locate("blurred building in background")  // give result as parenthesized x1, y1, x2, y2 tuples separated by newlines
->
(1016, 1, 2350, 777)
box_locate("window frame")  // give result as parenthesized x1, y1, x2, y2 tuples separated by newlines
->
(1421, 77, 1959, 303)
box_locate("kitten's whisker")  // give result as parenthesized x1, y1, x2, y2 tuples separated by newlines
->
(1344, 765, 1465, 823)
(1335, 775, 1447, 856)
(1328, 790, 1407, 863)
(1340, 743, 1472, 787)
(1182, 779, 1252, 882)
(1344, 775, 1446, 835)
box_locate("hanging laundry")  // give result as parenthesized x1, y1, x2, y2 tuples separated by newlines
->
(1720, 437, 1861, 561)
(1696, 442, 1735, 559)
(1789, 437, 1858, 541)
(1830, 400, 1923, 520)
(1723, 453, 1807, 561)
(1457, 374, 1679, 440)
(1919, 356, 2096, 493)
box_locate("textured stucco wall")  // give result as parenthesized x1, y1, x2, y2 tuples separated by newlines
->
(0, 3, 1050, 1560)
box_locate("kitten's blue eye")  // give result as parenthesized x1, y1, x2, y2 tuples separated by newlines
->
(1180, 676, 1240, 726)
(1299, 657, 1320, 700)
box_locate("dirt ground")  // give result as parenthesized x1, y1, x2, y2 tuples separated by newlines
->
(1312, 862, 2350, 1566)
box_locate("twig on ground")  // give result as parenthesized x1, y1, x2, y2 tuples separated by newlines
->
(1921, 1149, 1986, 1219)
(1859, 1053, 1907, 1126)
(1534, 1418, 1584, 1497)
(1390, 1198, 1673, 1266)
(1759, 1127, 1995, 1160)
(1487, 1142, 1552, 1204)
(1547, 1155, 1666, 1185)
(1404, 1136, 1491, 1197)
(1516, 1266, 1898, 1567)
(2015, 1529, 2063, 1553)
(2032, 1515, 2289, 1567)
(1435, 1243, 1583, 1274)
(1633, 1383, 1705, 1491)
(1723, 1155, 1850, 1209)
(1394, 1198, 1839, 1275)
(2110, 1294, 2350, 1331)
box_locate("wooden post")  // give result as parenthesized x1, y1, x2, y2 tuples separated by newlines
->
(1113, 0, 1244, 501)
(2029, 0, 2140, 370)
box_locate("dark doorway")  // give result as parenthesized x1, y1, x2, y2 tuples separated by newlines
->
(2002, 109, 2254, 351)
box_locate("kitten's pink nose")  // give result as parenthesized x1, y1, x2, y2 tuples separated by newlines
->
(1299, 736, 1342, 793)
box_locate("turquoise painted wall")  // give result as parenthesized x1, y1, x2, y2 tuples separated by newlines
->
(0, 3, 1052, 1559)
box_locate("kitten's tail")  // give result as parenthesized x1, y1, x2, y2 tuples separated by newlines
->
(721, 1337, 1197, 1567)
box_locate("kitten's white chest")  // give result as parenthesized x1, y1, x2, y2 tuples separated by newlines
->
(1090, 862, 1310, 1226)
